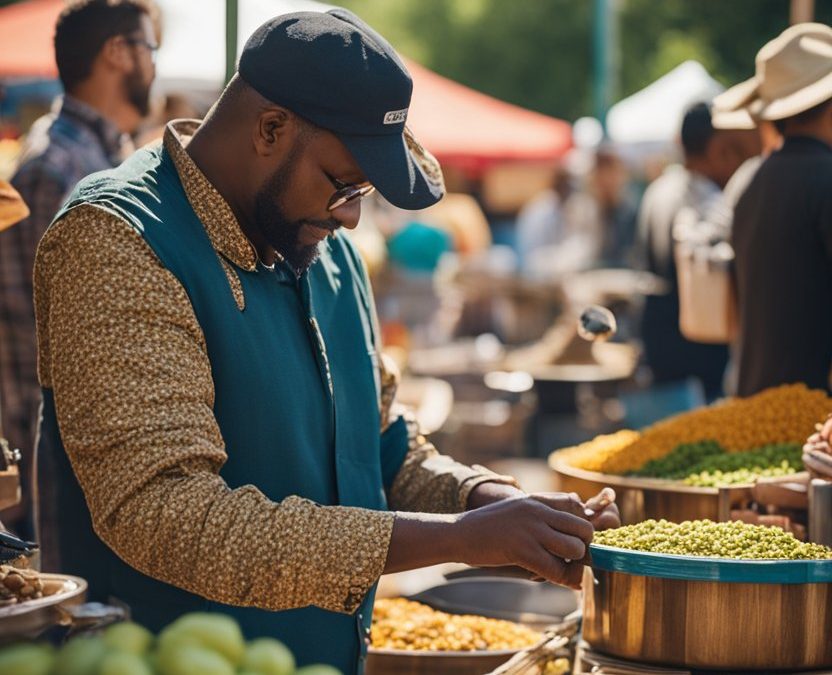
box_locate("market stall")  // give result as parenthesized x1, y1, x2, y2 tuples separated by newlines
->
(551, 383, 830, 525)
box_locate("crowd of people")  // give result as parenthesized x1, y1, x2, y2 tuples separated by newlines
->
(0, 2, 831, 673)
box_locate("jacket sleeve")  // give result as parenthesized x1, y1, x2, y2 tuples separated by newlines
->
(34, 206, 394, 614)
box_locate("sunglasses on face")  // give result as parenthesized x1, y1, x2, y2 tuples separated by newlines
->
(326, 177, 375, 211)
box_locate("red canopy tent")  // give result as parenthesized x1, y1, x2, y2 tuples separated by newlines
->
(405, 58, 572, 175)
(0, 0, 572, 174)
(0, 0, 62, 79)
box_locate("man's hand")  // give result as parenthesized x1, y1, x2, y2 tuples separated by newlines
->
(803, 414, 832, 480)
(467, 482, 621, 531)
(452, 494, 593, 589)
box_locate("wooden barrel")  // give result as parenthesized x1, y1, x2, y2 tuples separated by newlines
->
(582, 545, 832, 671)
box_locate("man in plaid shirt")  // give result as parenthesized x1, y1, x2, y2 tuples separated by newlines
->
(0, 0, 156, 536)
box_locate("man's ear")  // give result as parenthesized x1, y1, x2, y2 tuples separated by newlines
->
(252, 107, 296, 157)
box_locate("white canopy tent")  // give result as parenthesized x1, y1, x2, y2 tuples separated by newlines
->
(606, 61, 724, 150)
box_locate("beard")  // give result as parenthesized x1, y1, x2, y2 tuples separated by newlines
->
(124, 67, 151, 117)
(254, 142, 341, 274)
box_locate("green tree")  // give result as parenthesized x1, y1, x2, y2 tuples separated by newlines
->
(339, 0, 832, 121)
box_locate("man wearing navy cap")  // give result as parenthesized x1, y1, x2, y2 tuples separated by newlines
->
(34, 10, 617, 673)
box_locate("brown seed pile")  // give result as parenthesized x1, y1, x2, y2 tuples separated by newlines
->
(0, 564, 65, 607)
(554, 384, 832, 475)
(371, 598, 542, 652)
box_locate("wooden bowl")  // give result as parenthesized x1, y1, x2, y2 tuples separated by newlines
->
(550, 455, 732, 523)
(583, 545, 832, 671)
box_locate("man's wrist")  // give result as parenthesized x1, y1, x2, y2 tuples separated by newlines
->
(466, 481, 525, 510)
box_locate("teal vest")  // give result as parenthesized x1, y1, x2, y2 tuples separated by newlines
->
(38, 143, 410, 674)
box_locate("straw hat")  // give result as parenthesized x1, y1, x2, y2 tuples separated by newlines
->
(714, 22, 832, 122)
(0, 180, 28, 231)
(711, 107, 756, 131)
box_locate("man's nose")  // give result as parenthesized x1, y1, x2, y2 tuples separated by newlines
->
(331, 200, 361, 230)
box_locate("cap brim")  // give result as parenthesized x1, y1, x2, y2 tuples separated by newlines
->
(713, 76, 760, 113)
(751, 69, 832, 120)
(339, 131, 445, 210)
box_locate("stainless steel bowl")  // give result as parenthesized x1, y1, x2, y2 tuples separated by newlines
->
(409, 576, 578, 631)
(366, 577, 577, 675)
(0, 574, 87, 643)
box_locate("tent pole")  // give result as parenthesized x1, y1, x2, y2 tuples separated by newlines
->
(790, 0, 814, 23)
(225, 0, 239, 86)
(592, 0, 617, 135)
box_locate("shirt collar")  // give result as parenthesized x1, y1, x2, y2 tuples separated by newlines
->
(58, 94, 132, 163)
(781, 135, 832, 154)
(163, 119, 258, 272)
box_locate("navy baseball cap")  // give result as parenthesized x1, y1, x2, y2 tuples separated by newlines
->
(238, 9, 444, 210)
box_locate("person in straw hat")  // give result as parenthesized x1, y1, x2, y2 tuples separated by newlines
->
(638, 102, 760, 400)
(717, 23, 832, 397)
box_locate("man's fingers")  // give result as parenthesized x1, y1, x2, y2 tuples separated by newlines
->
(544, 510, 595, 544)
(585, 487, 616, 516)
(522, 546, 577, 588)
(530, 492, 587, 519)
(561, 560, 585, 589)
(803, 439, 830, 453)
(536, 523, 587, 562)
(804, 450, 832, 478)
(821, 415, 832, 439)
(591, 502, 621, 531)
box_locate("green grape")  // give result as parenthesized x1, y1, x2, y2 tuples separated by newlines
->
(240, 638, 295, 675)
(53, 637, 108, 675)
(0, 643, 55, 675)
(158, 613, 244, 666)
(103, 622, 154, 656)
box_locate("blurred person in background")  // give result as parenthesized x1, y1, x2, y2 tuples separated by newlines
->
(0, 0, 157, 538)
(0, 180, 29, 232)
(728, 23, 832, 396)
(638, 102, 760, 400)
(566, 145, 638, 269)
(517, 147, 637, 280)
(135, 92, 200, 146)
(704, 117, 783, 239)
(515, 163, 573, 275)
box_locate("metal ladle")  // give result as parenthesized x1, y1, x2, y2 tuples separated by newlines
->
(578, 305, 617, 342)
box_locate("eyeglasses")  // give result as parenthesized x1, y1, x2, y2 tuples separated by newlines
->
(326, 178, 375, 211)
(123, 36, 159, 62)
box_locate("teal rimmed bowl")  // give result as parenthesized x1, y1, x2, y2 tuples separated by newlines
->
(589, 542, 832, 584)
(583, 545, 832, 670)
